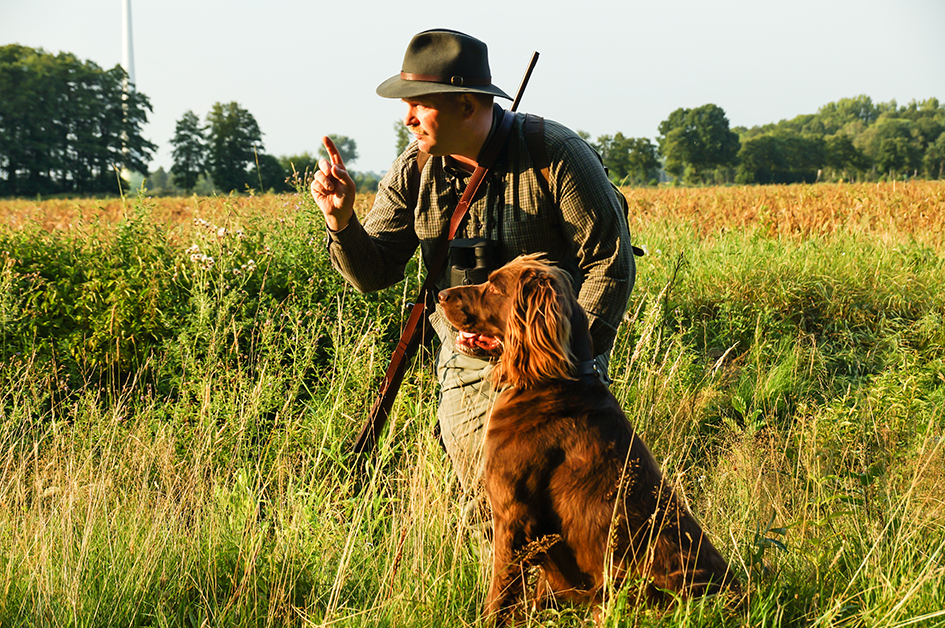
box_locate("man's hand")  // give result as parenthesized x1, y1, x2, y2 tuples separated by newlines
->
(311, 136, 357, 232)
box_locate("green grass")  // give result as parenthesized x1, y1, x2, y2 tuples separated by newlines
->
(0, 188, 943, 626)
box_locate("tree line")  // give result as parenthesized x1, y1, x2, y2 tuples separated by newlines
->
(3, 45, 944, 198)
(158, 110, 379, 196)
(0, 45, 155, 196)
(589, 98, 945, 186)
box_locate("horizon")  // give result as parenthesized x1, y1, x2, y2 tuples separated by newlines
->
(3, 0, 944, 176)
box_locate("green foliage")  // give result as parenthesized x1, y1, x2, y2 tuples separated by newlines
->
(737, 95, 945, 182)
(350, 170, 382, 193)
(318, 134, 359, 166)
(253, 152, 290, 193)
(594, 133, 660, 186)
(0, 191, 410, 399)
(279, 152, 320, 179)
(205, 101, 265, 193)
(736, 132, 826, 184)
(658, 104, 740, 184)
(1, 191, 944, 625)
(394, 120, 411, 156)
(169, 109, 205, 192)
(0, 44, 156, 196)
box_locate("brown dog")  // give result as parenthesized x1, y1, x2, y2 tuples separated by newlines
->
(438, 254, 739, 622)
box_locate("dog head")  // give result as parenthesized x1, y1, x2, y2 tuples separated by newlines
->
(438, 253, 578, 388)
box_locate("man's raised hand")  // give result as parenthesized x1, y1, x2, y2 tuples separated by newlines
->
(311, 135, 356, 232)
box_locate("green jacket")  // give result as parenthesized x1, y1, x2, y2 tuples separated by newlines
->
(327, 106, 635, 356)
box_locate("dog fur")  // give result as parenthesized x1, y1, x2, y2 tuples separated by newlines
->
(438, 254, 739, 622)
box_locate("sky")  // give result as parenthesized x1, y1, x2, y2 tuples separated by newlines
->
(3, 0, 944, 176)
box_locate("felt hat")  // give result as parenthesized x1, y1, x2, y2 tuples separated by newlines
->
(376, 29, 511, 100)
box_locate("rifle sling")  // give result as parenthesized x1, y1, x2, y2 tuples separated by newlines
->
(352, 109, 515, 454)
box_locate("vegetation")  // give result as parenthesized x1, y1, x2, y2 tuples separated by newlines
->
(0, 45, 155, 196)
(734, 96, 945, 185)
(169, 110, 206, 193)
(0, 181, 943, 626)
(658, 104, 741, 183)
(5, 44, 941, 199)
(595, 133, 662, 186)
(203, 102, 268, 194)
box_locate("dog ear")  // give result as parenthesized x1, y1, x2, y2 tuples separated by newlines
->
(500, 266, 575, 388)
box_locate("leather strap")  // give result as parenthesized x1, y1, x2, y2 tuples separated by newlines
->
(400, 72, 492, 87)
(353, 108, 515, 454)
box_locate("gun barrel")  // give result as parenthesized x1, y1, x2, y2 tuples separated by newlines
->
(510, 52, 539, 113)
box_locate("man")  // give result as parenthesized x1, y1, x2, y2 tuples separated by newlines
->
(311, 29, 635, 493)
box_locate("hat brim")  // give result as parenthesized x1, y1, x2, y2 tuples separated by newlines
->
(376, 74, 511, 100)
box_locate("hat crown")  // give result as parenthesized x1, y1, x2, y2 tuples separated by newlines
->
(402, 29, 491, 82)
(375, 29, 511, 100)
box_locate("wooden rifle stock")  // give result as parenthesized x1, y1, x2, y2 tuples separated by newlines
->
(352, 52, 540, 455)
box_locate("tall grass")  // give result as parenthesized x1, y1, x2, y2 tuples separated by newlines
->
(0, 182, 943, 626)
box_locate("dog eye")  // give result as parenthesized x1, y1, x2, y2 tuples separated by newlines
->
(487, 283, 502, 295)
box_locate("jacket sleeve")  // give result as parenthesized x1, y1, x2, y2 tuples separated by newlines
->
(548, 136, 635, 356)
(326, 147, 421, 293)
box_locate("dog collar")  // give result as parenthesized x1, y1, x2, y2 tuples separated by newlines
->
(574, 359, 598, 378)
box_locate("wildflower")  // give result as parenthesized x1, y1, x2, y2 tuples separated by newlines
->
(217, 227, 226, 238)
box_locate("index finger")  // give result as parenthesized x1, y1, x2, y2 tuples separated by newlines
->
(322, 136, 344, 167)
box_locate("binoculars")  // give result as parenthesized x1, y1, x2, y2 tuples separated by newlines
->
(449, 238, 498, 287)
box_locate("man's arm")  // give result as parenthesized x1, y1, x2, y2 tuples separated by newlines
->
(548, 134, 635, 356)
(322, 145, 423, 293)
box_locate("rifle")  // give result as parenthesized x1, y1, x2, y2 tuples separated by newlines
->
(352, 52, 540, 454)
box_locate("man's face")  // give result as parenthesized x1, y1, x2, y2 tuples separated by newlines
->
(401, 94, 466, 156)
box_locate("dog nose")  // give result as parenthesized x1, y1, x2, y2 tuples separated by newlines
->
(438, 289, 451, 304)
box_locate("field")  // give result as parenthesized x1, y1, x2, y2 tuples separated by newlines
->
(1, 181, 944, 627)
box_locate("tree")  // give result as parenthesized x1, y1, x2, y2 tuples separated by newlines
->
(145, 166, 173, 194)
(318, 134, 358, 165)
(0, 44, 155, 196)
(624, 138, 661, 185)
(394, 121, 411, 156)
(169, 110, 205, 193)
(825, 134, 872, 180)
(924, 132, 945, 179)
(594, 134, 660, 185)
(736, 132, 826, 184)
(253, 153, 289, 192)
(658, 104, 740, 183)
(860, 117, 923, 178)
(279, 152, 320, 177)
(205, 101, 264, 193)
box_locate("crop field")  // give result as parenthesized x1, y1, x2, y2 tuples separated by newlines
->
(0, 181, 943, 627)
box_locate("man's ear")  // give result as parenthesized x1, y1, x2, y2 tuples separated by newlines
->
(458, 93, 478, 119)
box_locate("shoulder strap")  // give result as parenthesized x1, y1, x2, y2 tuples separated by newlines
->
(353, 109, 516, 454)
(524, 113, 550, 183)
(523, 113, 644, 258)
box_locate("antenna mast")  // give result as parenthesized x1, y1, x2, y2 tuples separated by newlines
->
(121, 0, 135, 180)
(121, 0, 135, 87)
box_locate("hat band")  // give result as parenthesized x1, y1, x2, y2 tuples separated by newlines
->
(400, 71, 492, 87)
